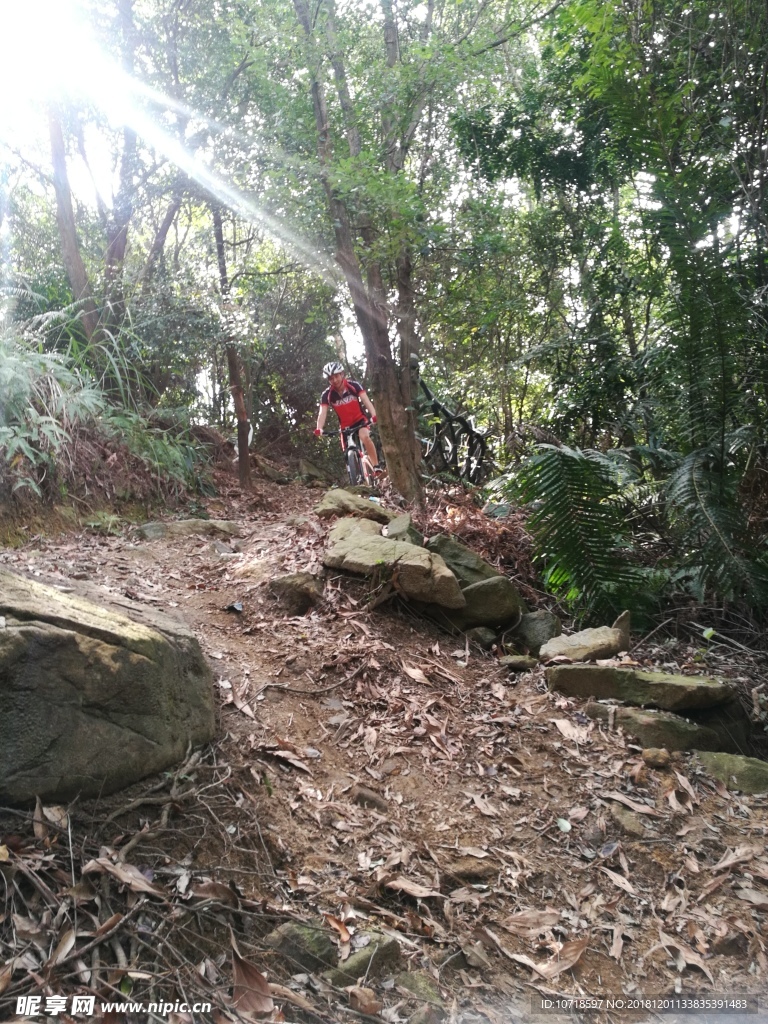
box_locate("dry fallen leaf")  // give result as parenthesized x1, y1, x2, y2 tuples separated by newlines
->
(385, 877, 442, 899)
(33, 797, 47, 841)
(347, 986, 383, 1015)
(82, 858, 164, 897)
(601, 791, 662, 817)
(232, 948, 274, 1017)
(403, 663, 430, 684)
(501, 909, 560, 938)
(552, 719, 590, 743)
(325, 914, 352, 944)
(46, 928, 75, 967)
(0, 961, 14, 995)
(735, 887, 768, 908)
(658, 929, 714, 984)
(673, 770, 700, 805)
(600, 867, 637, 895)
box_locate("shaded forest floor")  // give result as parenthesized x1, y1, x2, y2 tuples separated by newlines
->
(2, 472, 768, 1024)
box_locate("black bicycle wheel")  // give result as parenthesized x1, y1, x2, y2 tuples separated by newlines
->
(424, 423, 456, 474)
(346, 448, 362, 485)
(465, 434, 488, 484)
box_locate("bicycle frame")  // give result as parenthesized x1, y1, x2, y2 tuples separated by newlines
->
(322, 423, 377, 486)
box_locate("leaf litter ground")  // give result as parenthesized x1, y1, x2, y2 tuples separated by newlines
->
(2, 477, 768, 1024)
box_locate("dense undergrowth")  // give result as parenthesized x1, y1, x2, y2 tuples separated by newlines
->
(0, 330, 213, 523)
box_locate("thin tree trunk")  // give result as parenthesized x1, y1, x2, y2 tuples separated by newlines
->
(139, 193, 183, 289)
(48, 111, 100, 343)
(212, 204, 251, 489)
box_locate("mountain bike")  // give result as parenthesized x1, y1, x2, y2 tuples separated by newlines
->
(418, 380, 491, 485)
(322, 422, 378, 487)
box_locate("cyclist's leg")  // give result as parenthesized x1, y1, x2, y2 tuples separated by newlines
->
(358, 425, 380, 470)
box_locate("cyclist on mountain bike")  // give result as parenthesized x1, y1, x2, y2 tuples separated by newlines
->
(314, 362, 382, 475)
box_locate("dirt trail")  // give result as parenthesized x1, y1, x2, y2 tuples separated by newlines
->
(2, 478, 768, 1024)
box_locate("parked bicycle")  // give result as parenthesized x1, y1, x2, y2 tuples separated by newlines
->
(418, 380, 492, 485)
(322, 421, 380, 487)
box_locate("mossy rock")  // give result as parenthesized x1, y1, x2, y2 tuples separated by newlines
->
(696, 752, 768, 794)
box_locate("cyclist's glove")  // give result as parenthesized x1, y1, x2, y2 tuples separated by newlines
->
(371, 415, 377, 424)
(313, 428, 321, 436)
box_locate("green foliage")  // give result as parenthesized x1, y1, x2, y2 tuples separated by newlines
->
(101, 408, 208, 499)
(0, 330, 208, 502)
(664, 441, 768, 604)
(507, 445, 644, 621)
(0, 330, 106, 497)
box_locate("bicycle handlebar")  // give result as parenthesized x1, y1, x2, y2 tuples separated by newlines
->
(320, 422, 372, 437)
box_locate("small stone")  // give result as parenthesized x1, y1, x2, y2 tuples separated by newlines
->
(499, 654, 538, 673)
(465, 627, 497, 650)
(321, 931, 401, 987)
(643, 748, 672, 769)
(443, 857, 498, 883)
(395, 971, 444, 1006)
(351, 785, 388, 811)
(409, 1006, 447, 1024)
(607, 803, 650, 838)
(264, 921, 337, 972)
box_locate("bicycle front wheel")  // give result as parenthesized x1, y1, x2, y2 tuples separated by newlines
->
(346, 448, 362, 485)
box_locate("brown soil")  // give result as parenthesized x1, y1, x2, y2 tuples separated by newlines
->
(2, 474, 768, 1024)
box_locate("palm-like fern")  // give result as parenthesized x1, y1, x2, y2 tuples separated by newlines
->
(514, 444, 643, 621)
(664, 440, 768, 604)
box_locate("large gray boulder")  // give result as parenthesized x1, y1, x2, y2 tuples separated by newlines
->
(0, 569, 215, 804)
(443, 576, 525, 630)
(696, 752, 768, 794)
(508, 610, 561, 655)
(324, 518, 465, 608)
(425, 534, 500, 589)
(539, 611, 631, 662)
(315, 489, 397, 524)
(138, 519, 242, 540)
(268, 572, 324, 614)
(585, 704, 725, 752)
(547, 665, 735, 712)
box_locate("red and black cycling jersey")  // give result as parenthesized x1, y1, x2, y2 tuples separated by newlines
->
(320, 379, 369, 429)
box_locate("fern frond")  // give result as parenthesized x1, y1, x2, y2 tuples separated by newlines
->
(511, 444, 643, 621)
(665, 447, 768, 603)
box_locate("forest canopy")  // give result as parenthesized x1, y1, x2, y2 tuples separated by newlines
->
(1, 0, 767, 621)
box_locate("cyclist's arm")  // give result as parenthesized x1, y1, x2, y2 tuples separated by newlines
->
(316, 403, 329, 432)
(359, 391, 377, 420)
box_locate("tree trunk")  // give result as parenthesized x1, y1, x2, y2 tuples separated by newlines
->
(395, 248, 424, 472)
(48, 111, 100, 343)
(139, 193, 183, 289)
(295, 0, 423, 502)
(212, 204, 251, 489)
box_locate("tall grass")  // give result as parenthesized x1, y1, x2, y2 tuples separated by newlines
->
(0, 329, 206, 502)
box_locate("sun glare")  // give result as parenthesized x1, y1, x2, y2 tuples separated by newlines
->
(0, 0, 336, 281)
(0, 0, 97, 151)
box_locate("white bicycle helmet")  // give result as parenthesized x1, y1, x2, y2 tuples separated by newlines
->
(323, 361, 345, 378)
